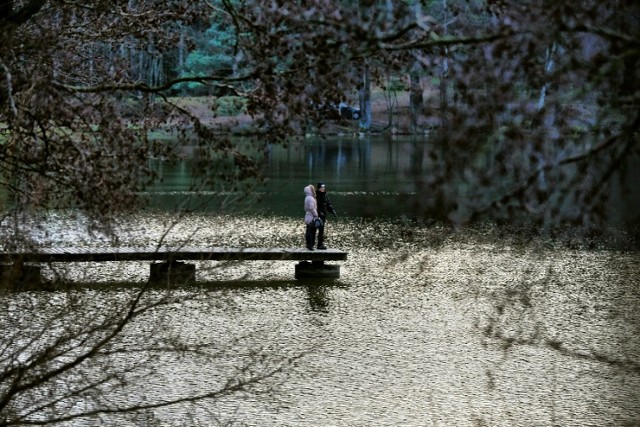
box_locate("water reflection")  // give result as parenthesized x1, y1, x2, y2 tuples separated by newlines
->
(143, 135, 640, 230)
(147, 136, 427, 217)
(305, 284, 330, 312)
(301, 137, 372, 177)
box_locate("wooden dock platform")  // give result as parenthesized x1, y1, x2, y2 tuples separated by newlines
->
(0, 247, 348, 283)
(0, 247, 348, 263)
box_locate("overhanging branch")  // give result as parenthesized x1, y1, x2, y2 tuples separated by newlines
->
(379, 30, 518, 52)
(0, 0, 46, 26)
(52, 73, 256, 95)
(472, 128, 635, 221)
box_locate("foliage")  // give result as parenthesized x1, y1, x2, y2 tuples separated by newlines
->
(0, 1, 276, 424)
(0, 0, 264, 237)
(216, 0, 640, 229)
(212, 96, 248, 117)
(0, 0, 639, 423)
(177, 19, 238, 95)
(3, 0, 637, 229)
(0, 280, 298, 425)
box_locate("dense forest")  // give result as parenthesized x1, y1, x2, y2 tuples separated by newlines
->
(0, 0, 639, 230)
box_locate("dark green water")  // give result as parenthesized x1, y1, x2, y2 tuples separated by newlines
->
(146, 135, 640, 237)
(147, 136, 438, 218)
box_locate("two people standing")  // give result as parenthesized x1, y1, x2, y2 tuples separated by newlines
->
(303, 182, 337, 250)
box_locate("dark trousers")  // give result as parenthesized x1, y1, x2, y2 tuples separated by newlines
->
(317, 219, 325, 247)
(305, 224, 318, 248)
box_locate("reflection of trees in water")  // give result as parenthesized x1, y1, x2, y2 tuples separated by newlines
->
(142, 135, 640, 231)
(476, 258, 640, 393)
(304, 138, 372, 178)
(0, 286, 299, 425)
(410, 138, 425, 175)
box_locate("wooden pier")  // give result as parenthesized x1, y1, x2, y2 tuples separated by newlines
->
(0, 247, 348, 284)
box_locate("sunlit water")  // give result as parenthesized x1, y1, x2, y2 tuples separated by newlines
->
(2, 213, 640, 426)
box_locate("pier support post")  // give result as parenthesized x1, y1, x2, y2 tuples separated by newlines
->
(0, 263, 42, 288)
(295, 261, 340, 279)
(149, 261, 196, 284)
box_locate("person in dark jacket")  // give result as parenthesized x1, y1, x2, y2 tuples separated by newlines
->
(316, 181, 337, 250)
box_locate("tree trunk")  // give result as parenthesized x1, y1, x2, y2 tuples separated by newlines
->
(178, 23, 185, 71)
(439, 0, 449, 132)
(359, 63, 372, 132)
(438, 0, 451, 186)
(357, 0, 374, 132)
(537, 42, 557, 111)
(409, 60, 423, 134)
(439, 60, 448, 130)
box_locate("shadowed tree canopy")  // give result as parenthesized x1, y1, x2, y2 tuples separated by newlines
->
(1, 0, 639, 233)
(0, 0, 263, 238)
(223, 0, 640, 231)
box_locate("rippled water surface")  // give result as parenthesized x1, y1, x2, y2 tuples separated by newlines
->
(4, 214, 640, 426)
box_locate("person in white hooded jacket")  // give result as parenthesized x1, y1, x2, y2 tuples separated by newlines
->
(303, 184, 319, 250)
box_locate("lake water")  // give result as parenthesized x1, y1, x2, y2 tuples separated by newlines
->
(146, 135, 640, 236)
(2, 135, 640, 425)
(3, 213, 639, 426)
(147, 135, 431, 218)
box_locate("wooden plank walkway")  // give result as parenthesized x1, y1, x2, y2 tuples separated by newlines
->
(0, 247, 348, 263)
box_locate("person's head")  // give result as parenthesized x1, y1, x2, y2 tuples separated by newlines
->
(304, 184, 316, 197)
(317, 182, 326, 192)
